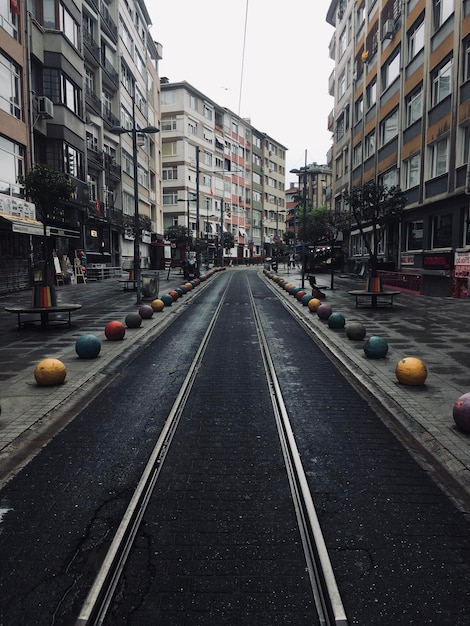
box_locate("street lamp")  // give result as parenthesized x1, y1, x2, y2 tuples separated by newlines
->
(290, 152, 308, 289)
(111, 96, 159, 305)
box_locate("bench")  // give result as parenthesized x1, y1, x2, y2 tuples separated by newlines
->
(118, 278, 137, 291)
(4, 304, 82, 328)
(348, 290, 401, 308)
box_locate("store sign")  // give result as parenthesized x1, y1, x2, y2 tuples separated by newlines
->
(0, 193, 36, 219)
(401, 254, 415, 266)
(422, 253, 452, 271)
(455, 252, 470, 278)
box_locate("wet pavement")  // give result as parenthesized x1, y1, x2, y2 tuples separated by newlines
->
(1, 266, 470, 512)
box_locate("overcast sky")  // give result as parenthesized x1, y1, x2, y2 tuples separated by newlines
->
(147, 1, 334, 185)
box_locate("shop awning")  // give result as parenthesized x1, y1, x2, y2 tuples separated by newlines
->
(0, 213, 44, 236)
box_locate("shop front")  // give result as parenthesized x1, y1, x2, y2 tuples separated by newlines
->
(452, 252, 470, 299)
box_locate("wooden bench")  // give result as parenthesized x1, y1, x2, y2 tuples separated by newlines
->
(118, 278, 137, 291)
(4, 304, 82, 328)
(348, 290, 401, 308)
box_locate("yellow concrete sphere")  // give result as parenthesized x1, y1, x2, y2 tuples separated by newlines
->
(283, 282, 292, 291)
(395, 357, 428, 386)
(185, 282, 194, 290)
(307, 298, 322, 312)
(151, 299, 165, 312)
(34, 358, 67, 386)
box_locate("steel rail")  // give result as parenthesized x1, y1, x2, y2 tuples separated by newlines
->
(247, 278, 348, 626)
(76, 276, 234, 626)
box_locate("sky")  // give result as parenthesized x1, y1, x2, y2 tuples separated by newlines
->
(147, 0, 335, 186)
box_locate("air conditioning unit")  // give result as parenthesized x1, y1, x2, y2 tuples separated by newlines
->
(37, 96, 54, 119)
(382, 19, 395, 40)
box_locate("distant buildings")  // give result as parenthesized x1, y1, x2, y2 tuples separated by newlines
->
(327, 0, 470, 297)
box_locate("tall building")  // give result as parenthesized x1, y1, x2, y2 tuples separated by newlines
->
(327, 0, 470, 297)
(0, 0, 162, 293)
(160, 80, 286, 266)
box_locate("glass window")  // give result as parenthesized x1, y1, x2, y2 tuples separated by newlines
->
(353, 142, 362, 167)
(366, 80, 376, 107)
(0, 52, 21, 119)
(0, 135, 24, 195)
(406, 86, 422, 126)
(432, 213, 452, 248)
(429, 138, 448, 177)
(464, 37, 470, 82)
(433, 0, 454, 30)
(431, 58, 452, 105)
(406, 220, 424, 250)
(0, 0, 19, 38)
(408, 20, 424, 61)
(383, 51, 401, 90)
(404, 154, 421, 189)
(365, 131, 375, 158)
(60, 4, 80, 49)
(380, 108, 398, 145)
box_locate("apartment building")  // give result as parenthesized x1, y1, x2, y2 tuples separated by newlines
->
(0, 0, 162, 293)
(160, 80, 286, 265)
(327, 0, 470, 297)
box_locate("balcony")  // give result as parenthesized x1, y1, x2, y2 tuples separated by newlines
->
(100, 1, 118, 41)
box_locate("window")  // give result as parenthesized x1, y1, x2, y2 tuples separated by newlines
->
(0, 0, 19, 39)
(459, 125, 470, 167)
(431, 58, 452, 105)
(464, 38, 470, 82)
(0, 135, 24, 195)
(161, 116, 177, 131)
(336, 113, 345, 140)
(355, 96, 363, 123)
(353, 142, 362, 167)
(122, 149, 133, 175)
(203, 151, 212, 166)
(188, 119, 197, 136)
(162, 167, 177, 180)
(43, 68, 81, 116)
(338, 69, 346, 98)
(406, 220, 424, 250)
(162, 141, 177, 157)
(121, 61, 134, 94)
(429, 138, 448, 177)
(187, 93, 197, 109)
(119, 15, 133, 54)
(339, 27, 347, 58)
(163, 191, 178, 205)
(380, 108, 398, 145)
(59, 3, 80, 49)
(404, 154, 421, 189)
(406, 86, 422, 126)
(382, 51, 401, 90)
(408, 20, 424, 61)
(161, 90, 175, 105)
(365, 131, 375, 158)
(203, 104, 213, 120)
(432, 213, 452, 248)
(433, 0, 454, 31)
(64, 144, 81, 178)
(0, 53, 21, 119)
(366, 80, 376, 108)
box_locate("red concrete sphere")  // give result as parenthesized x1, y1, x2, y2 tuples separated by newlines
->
(168, 290, 179, 301)
(105, 320, 126, 341)
(296, 290, 307, 301)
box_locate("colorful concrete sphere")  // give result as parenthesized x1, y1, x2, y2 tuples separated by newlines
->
(307, 298, 322, 312)
(363, 335, 388, 359)
(151, 299, 165, 312)
(185, 282, 194, 290)
(395, 357, 428, 386)
(317, 303, 333, 320)
(139, 304, 154, 319)
(345, 322, 366, 341)
(179, 285, 189, 294)
(328, 312, 346, 329)
(34, 358, 67, 386)
(168, 290, 179, 301)
(160, 293, 174, 307)
(75, 334, 101, 359)
(453, 393, 470, 433)
(301, 293, 313, 306)
(174, 287, 184, 297)
(105, 320, 126, 341)
(296, 290, 307, 301)
(125, 312, 142, 328)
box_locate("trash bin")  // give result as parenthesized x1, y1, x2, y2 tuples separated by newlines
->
(141, 271, 159, 299)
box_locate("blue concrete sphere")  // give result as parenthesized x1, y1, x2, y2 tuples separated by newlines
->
(301, 293, 313, 306)
(328, 312, 346, 329)
(161, 293, 173, 307)
(364, 335, 389, 359)
(75, 334, 101, 359)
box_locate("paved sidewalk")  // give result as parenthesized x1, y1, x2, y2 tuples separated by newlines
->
(1, 266, 470, 513)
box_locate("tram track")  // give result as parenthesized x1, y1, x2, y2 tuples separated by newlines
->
(76, 272, 347, 626)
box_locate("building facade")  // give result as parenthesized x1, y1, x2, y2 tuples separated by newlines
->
(327, 0, 470, 296)
(160, 80, 287, 266)
(0, 0, 162, 293)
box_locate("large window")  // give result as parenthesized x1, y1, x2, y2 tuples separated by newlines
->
(429, 138, 448, 177)
(431, 58, 452, 106)
(406, 85, 422, 126)
(432, 213, 452, 248)
(0, 0, 19, 38)
(379, 108, 398, 146)
(59, 3, 80, 49)
(0, 135, 24, 195)
(433, 0, 454, 31)
(0, 53, 21, 119)
(382, 50, 401, 90)
(464, 38, 470, 82)
(365, 131, 375, 158)
(408, 19, 424, 61)
(404, 154, 421, 189)
(162, 167, 177, 181)
(406, 220, 424, 250)
(366, 79, 376, 108)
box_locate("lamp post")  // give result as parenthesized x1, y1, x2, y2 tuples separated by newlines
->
(111, 96, 159, 305)
(290, 151, 308, 289)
